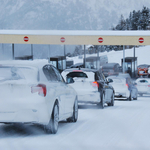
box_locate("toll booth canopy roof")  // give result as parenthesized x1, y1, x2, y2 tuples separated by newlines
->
(1, 30, 150, 36)
(1, 30, 150, 45)
(121, 57, 137, 62)
(50, 56, 66, 61)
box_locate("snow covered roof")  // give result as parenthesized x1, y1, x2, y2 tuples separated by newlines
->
(0, 30, 150, 36)
(0, 30, 150, 45)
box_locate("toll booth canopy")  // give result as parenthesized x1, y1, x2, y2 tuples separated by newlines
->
(15, 55, 33, 60)
(50, 56, 66, 72)
(121, 57, 137, 78)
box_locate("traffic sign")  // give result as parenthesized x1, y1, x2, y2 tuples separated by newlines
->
(24, 36, 29, 42)
(139, 37, 144, 43)
(98, 37, 103, 43)
(60, 37, 65, 43)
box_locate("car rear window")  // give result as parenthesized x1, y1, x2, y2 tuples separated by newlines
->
(138, 80, 148, 83)
(66, 72, 88, 78)
(0, 66, 38, 82)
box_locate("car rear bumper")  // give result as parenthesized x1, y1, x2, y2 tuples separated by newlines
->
(0, 96, 50, 125)
(114, 91, 130, 99)
(78, 91, 100, 104)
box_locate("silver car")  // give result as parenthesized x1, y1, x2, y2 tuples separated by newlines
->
(135, 78, 150, 96)
(107, 74, 138, 100)
(0, 60, 78, 134)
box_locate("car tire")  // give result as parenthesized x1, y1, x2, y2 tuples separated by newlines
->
(108, 93, 114, 106)
(67, 98, 78, 122)
(99, 93, 105, 109)
(133, 97, 137, 100)
(44, 102, 59, 134)
(127, 93, 132, 101)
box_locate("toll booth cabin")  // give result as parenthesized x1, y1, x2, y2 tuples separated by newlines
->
(50, 56, 66, 72)
(84, 55, 108, 69)
(121, 57, 137, 78)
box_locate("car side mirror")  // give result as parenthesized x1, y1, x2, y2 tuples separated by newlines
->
(66, 77, 74, 84)
(107, 78, 113, 83)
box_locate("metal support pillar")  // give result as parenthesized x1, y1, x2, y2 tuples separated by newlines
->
(97, 46, 100, 70)
(31, 44, 33, 60)
(64, 45, 66, 56)
(134, 46, 135, 78)
(48, 45, 51, 62)
(12, 43, 14, 60)
(123, 45, 125, 73)
(84, 45, 86, 68)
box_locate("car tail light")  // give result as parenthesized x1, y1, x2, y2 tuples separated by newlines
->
(73, 70, 82, 72)
(31, 84, 47, 97)
(92, 81, 99, 88)
(126, 84, 129, 88)
(148, 85, 150, 87)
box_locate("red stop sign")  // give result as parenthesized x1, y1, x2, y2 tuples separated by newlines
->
(60, 37, 65, 43)
(98, 37, 103, 43)
(24, 36, 29, 42)
(139, 37, 144, 43)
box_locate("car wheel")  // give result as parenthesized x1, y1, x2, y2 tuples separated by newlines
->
(127, 93, 132, 101)
(99, 93, 105, 109)
(67, 98, 78, 122)
(133, 97, 137, 100)
(44, 102, 59, 134)
(108, 93, 114, 106)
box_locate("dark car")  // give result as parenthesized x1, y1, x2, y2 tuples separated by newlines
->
(62, 68, 115, 108)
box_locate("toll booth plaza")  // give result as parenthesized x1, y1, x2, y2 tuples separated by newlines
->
(0, 30, 150, 73)
(121, 57, 137, 78)
(49, 56, 66, 72)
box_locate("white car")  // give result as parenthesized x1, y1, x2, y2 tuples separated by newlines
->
(107, 75, 138, 100)
(0, 60, 78, 134)
(61, 68, 115, 108)
(135, 78, 150, 96)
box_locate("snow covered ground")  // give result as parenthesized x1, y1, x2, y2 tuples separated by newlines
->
(0, 96, 150, 150)
(1, 46, 150, 150)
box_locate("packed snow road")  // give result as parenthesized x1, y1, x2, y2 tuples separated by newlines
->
(0, 96, 150, 150)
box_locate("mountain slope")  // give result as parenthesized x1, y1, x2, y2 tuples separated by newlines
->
(0, 0, 150, 30)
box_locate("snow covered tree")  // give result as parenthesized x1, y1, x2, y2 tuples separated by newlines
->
(115, 15, 126, 30)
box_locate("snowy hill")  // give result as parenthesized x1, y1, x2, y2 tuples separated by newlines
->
(1, 0, 150, 30)
(69, 45, 150, 67)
